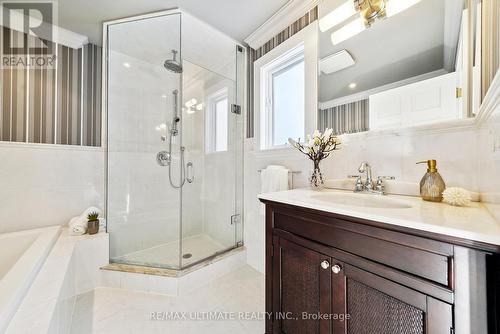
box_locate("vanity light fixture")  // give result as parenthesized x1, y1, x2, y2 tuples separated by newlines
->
(185, 98, 198, 108)
(185, 99, 201, 114)
(319, 0, 357, 32)
(324, 0, 422, 45)
(331, 17, 366, 45)
(155, 123, 167, 131)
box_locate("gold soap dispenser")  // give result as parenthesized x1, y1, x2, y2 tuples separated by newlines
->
(416, 160, 446, 202)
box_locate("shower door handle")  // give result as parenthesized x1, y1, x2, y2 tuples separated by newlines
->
(186, 162, 194, 183)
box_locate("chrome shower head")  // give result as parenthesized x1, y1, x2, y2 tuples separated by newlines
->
(164, 50, 182, 73)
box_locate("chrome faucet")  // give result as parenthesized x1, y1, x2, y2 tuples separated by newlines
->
(350, 161, 395, 195)
(358, 161, 374, 191)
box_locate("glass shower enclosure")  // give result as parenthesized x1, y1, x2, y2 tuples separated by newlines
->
(104, 10, 245, 270)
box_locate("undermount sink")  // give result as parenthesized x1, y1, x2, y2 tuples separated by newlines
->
(310, 192, 413, 209)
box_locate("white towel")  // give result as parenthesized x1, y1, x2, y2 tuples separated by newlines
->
(260, 165, 289, 194)
(68, 216, 87, 236)
(67, 206, 102, 236)
(260, 165, 289, 214)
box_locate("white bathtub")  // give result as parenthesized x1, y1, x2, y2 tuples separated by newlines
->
(0, 226, 60, 332)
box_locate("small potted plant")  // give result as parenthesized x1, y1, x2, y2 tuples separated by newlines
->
(289, 128, 341, 190)
(87, 211, 100, 235)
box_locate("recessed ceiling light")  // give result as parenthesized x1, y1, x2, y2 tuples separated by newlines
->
(349, 83, 357, 89)
(123, 62, 131, 68)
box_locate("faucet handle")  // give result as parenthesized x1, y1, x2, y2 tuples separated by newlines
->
(349, 175, 364, 192)
(375, 176, 395, 192)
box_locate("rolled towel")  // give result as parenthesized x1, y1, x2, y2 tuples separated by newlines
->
(68, 216, 87, 236)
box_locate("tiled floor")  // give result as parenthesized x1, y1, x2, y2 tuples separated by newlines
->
(114, 234, 227, 268)
(70, 265, 265, 334)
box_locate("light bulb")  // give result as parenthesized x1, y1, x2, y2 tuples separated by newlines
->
(319, 0, 357, 32)
(331, 16, 366, 45)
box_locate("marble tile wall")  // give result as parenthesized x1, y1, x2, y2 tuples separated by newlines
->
(0, 143, 104, 234)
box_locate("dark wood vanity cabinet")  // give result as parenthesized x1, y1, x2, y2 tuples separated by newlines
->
(262, 200, 500, 334)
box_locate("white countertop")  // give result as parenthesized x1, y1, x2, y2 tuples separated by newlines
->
(259, 188, 500, 247)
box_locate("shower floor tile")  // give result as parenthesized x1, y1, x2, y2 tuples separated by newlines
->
(114, 234, 227, 268)
(70, 265, 265, 334)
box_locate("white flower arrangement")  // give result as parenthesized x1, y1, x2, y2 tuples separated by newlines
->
(288, 128, 341, 188)
(288, 128, 341, 162)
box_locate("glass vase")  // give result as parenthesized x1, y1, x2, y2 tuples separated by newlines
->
(310, 161, 324, 190)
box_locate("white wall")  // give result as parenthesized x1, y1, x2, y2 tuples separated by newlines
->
(477, 102, 500, 219)
(0, 143, 104, 234)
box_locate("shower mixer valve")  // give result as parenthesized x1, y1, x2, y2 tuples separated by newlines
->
(156, 151, 171, 166)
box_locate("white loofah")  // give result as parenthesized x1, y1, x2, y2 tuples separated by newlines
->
(442, 187, 471, 207)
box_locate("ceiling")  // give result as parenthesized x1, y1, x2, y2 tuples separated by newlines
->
(57, 0, 289, 45)
(319, 0, 464, 103)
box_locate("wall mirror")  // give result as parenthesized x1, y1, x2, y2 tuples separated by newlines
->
(317, 0, 488, 135)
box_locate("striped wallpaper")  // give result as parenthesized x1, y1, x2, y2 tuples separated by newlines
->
(1, 28, 102, 146)
(253, 7, 318, 61)
(318, 99, 370, 135)
(247, 6, 318, 138)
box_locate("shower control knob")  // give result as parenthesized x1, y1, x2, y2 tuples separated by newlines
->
(320, 260, 330, 270)
(156, 151, 171, 166)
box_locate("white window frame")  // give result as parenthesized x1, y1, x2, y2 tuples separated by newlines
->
(262, 46, 305, 149)
(205, 87, 229, 153)
(253, 22, 318, 153)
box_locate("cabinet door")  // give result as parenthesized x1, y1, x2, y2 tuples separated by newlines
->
(331, 262, 454, 334)
(273, 237, 332, 334)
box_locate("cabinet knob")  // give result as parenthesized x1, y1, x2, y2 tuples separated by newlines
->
(332, 264, 342, 274)
(320, 260, 330, 270)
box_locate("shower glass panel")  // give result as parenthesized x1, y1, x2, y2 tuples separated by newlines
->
(105, 10, 244, 270)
